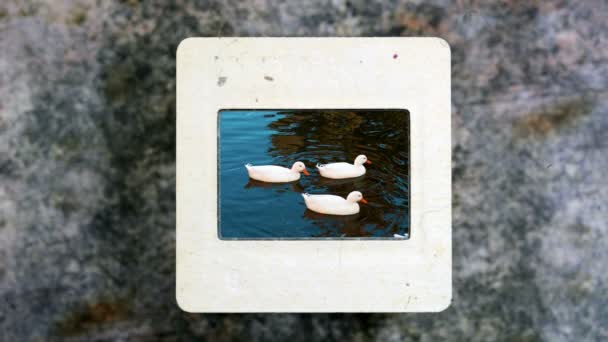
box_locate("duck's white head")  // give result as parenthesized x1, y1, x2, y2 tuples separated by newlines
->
(347, 191, 368, 204)
(291, 161, 310, 176)
(354, 154, 372, 166)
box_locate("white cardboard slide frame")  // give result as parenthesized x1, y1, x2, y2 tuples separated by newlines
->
(177, 38, 451, 312)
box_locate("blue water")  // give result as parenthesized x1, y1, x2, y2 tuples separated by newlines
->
(219, 110, 410, 238)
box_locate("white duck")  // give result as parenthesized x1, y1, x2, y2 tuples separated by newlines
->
(245, 161, 309, 183)
(302, 191, 368, 215)
(316, 155, 372, 179)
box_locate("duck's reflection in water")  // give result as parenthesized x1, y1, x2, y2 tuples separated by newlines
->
(315, 175, 366, 188)
(244, 178, 305, 193)
(303, 209, 373, 237)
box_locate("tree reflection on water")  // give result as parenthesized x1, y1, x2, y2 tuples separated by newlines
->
(265, 110, 410, 237)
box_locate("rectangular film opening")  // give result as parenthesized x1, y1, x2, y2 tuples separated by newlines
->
(218, 109, 410, 240)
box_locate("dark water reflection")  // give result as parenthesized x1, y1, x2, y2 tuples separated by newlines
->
(244, 179, 306, 193)
(219, 110, 409, 238)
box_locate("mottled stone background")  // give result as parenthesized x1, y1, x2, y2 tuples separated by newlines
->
(1, 0, 607, 341)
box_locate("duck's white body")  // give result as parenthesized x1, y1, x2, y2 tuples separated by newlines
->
(317, 162, 365, 179)
(316, 155, 371, 179)
(302, 191, 367, 215)
(245, 162, 308, 183)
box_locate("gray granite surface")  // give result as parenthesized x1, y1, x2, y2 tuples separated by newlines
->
(1, 0, 607, 340)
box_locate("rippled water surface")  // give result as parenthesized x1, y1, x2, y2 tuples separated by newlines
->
(219, 110, 409, 238)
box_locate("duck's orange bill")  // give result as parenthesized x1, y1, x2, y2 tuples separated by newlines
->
(361, 198, 368, 204)
(302, 168, 310, 176)
(365, 160, 372, 164)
